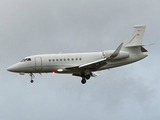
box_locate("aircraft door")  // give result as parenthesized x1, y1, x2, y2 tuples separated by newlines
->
(35, 57, 42, 71)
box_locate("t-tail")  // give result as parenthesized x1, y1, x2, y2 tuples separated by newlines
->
(104, 25, 148, 61)
(122, 25, 148, 52)
(121, 25, 148, 61)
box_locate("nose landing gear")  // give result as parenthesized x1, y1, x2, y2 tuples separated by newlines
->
(30, 80, 34, 83)
(30, 73, 35, 83)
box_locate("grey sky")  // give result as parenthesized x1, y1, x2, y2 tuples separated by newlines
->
(0, 0, 159, 120)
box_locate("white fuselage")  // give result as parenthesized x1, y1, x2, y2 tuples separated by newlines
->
(7, 50, 147, 74)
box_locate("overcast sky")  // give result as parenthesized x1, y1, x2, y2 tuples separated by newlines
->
(0, 0, 160, 120)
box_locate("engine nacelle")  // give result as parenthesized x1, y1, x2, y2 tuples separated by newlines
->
(103, 50, 129, 60)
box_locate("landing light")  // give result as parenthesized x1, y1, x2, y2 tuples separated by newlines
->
(57, 69, 63, 72)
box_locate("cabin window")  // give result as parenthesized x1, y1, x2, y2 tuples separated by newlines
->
(56, 59, 58, 61)
(79, 58, 82, 60)
(60, 59, 62, 61)
(67, 58, 70, 61)
(53, 59, 55, 62)
(64, 58, 66, 61)
(49, 59, 51, 62)
(71, 58, 74, 61)
(76, 58, 78, 61)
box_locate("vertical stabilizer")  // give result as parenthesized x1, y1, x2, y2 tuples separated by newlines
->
(123, 25, 146, 47)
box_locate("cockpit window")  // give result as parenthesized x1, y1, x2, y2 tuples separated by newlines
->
(27, 58, 31, 61)
(21, 58, 31, 62)
(24, 59, 27, 62)
(21, 59, 25, 62)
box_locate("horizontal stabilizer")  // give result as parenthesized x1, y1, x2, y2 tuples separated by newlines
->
(125, 43, 153, 47)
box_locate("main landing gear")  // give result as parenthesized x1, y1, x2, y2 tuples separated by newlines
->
(30, 73, 35, 83)
(81, 74, 91, 84)
(81, 78, 86, 84)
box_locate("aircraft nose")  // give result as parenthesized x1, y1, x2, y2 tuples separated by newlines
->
(7, 63, 19, 72)
(7, 65, 15, 72)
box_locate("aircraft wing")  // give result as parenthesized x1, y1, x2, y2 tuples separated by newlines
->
(66, 43, 123, 71)
(66, 58, 107, 71)
(79, 58, 107, 70)
(78, 43, 123, 69)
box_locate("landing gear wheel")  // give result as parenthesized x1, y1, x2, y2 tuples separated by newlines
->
(30, 73, 35, 83)
(85, 74, 90, 80)
(30, 80, 34, 83)
(81, 79, 86, 84)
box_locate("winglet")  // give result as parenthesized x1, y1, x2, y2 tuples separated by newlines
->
(107, 42, 123, 60)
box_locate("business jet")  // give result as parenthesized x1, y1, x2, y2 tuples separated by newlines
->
(7, 25, 149, 84)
